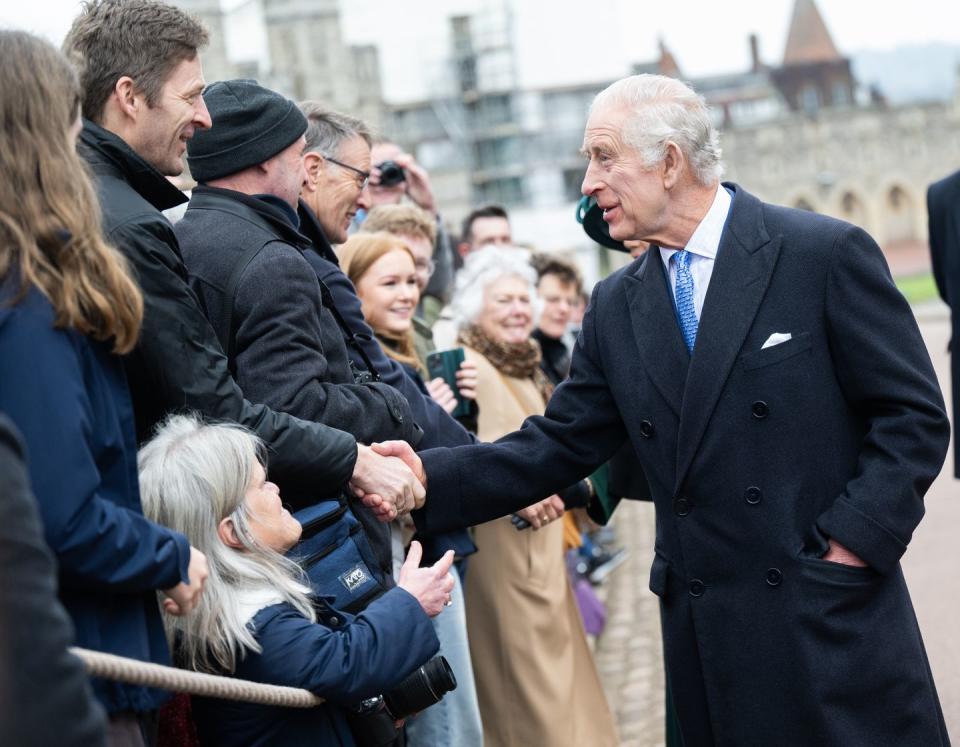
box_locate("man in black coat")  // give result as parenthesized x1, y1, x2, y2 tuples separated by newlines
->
(384, 74, 951, 745)
(175, 80, 428, 568)
(63, 0, 422, 512)
(927, 170, 960, 477)
(0, 415, 107, 747)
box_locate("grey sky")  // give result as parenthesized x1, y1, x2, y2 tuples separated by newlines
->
(4, 0, 959, 102)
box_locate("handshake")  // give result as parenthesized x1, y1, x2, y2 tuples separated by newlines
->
(348, 441, 427, 520)
(347, 440, 566, 530)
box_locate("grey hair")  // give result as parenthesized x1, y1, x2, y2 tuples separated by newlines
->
(449, 246, 541, 333)
(138, 414, 316, 674)
(298, 101, 373, 156)
(590, 74, 724, 186)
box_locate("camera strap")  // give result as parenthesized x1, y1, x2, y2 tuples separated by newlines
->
(317, 281, 382, 382)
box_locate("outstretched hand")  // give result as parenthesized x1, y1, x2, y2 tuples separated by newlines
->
(397, 542, 455, 617)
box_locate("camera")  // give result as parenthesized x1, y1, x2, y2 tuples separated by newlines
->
(376, 160, 406, 187)
(347, 656, 458, 746)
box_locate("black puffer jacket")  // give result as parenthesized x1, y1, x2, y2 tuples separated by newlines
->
(78, 120, 357, 499)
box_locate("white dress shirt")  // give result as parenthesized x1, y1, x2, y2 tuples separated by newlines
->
(659, 186, 733, 319)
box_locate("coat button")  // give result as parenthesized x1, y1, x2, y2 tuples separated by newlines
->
(688, 579, 705, 597)
(673, 497, 691, 516)
(751, 401, 769, 419)
(639, 420, 655, 438)
(766, 568, 783, 586)
(328, 616, 340, 626)
(744, 486, 763, 505)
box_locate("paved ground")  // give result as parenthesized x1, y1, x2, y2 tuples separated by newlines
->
(594, 498, 665, 747)
(594, 300, 958, 746)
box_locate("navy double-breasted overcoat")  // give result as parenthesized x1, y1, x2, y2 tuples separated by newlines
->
(418, 185, 951, 746)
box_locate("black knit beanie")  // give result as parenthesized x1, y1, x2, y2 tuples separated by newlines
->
(187, 79, 308, 182)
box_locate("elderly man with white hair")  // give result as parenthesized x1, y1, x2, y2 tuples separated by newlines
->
(373, 74, 951, 746)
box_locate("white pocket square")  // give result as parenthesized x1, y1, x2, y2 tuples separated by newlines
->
(761, 332, 792, 349)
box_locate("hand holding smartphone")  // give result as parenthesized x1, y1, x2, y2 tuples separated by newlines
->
(425, 348, 471, 419)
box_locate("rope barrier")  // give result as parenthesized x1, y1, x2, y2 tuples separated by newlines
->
(70, 647, 325, 709)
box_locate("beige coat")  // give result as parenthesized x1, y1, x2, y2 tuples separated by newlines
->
(463, 346, 619, 747)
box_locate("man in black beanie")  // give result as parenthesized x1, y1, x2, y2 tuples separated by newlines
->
(176, 79, 424, 574)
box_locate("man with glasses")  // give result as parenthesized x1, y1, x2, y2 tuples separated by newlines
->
(295, 102, 478, 448)
(295, 103, 486, 747)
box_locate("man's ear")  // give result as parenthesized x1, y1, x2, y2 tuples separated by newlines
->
(661, 141, 685, 189)
(112, 76, 141, 121)
(218, 516, 243, 549)
(302, 151, 323, 193)
(457, 241, 472, 259)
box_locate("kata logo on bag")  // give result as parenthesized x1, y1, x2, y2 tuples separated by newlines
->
(339, 565, 370, 592)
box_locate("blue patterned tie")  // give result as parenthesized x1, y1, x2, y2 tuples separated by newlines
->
(672, 250, 698, 354)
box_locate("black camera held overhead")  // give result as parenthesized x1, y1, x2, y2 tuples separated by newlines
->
(346, 656, 457, 746)
(376, 160, 406, 187)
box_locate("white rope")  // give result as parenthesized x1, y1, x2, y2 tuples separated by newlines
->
(70, 647, 325, 709)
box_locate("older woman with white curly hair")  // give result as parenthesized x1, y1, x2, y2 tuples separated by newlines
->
(138, 414, 455, 747)
(449, 247, 619, 747)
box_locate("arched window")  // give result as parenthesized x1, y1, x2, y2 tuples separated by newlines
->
(839, 190, 867, 229)
(882, 185, 917, 245)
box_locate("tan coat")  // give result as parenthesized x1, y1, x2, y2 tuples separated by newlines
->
(463, 346, 619, 747)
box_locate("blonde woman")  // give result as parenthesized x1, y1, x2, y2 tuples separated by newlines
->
(0, 30, 207, 744)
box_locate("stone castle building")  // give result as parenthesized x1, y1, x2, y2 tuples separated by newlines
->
(174, 0, 384, 130)
(385, 0, 960, 279)
(176, 0, 960, 280)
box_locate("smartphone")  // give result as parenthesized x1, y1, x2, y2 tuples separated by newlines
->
(425, 347, 471, 419)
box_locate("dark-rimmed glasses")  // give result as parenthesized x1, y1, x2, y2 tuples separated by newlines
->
(325, 156, 370, 190)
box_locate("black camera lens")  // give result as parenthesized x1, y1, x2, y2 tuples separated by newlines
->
(383, 655, 457, 720)
(376, 160, 406, 187)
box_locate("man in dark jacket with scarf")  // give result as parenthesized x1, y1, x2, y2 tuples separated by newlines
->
(63, 0, 424, 517)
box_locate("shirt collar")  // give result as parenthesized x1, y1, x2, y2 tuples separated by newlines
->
(658, 184, 732, 264)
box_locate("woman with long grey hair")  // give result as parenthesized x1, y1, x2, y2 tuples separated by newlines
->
(138, 414, 454, 747)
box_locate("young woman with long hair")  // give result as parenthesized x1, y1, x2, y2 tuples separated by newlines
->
(0, 30, 208, 745)
(338, 231, 478, 409)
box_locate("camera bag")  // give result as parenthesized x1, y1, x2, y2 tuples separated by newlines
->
(288, 495, 388, 614)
